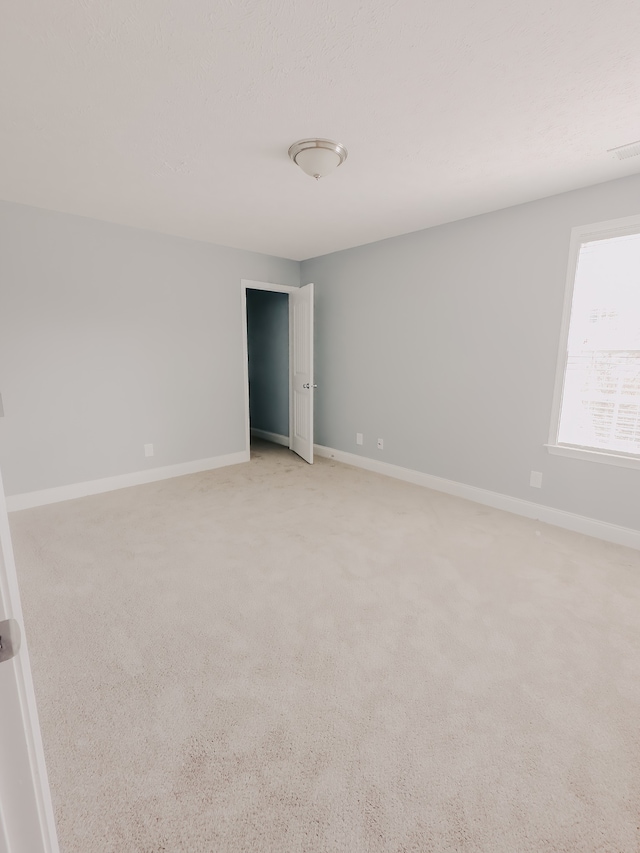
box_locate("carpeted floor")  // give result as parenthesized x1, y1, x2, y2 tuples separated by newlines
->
(9, 440, 640, 852)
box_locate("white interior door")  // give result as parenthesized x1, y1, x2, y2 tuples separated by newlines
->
(0, 464, 58, 853)
(290, 282, 314, 464)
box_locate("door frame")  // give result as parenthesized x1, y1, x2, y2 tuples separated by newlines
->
(0, 464, 60, 853)
(241, 279, 299, 455)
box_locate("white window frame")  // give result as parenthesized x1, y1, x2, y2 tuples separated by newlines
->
(546, 213, 640, 470)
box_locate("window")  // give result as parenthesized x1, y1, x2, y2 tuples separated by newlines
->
(548, 216, 640, 468)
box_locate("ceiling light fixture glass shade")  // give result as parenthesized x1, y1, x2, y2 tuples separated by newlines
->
(288, 139, 348, 180)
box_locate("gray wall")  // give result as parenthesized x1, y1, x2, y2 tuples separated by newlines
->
(3, 175, 640, 529)
(246, 289, 289, 438)
(302, 174, 640, 531)
(0, 200, 299, 496)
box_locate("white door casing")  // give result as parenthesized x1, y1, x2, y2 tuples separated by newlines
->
(0, 462, 59, 853)
(290, 282, 314, 464)
(241, 280, 315, 465)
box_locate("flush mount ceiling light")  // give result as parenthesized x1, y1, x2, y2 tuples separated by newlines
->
(288, 138, 348, 180)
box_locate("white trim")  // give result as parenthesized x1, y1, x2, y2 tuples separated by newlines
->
(566, 212, 640, 242)
(0, 468, 60, 853)
(241, 279, 297, 295)
(547, 213, 640, 458)
(241, 284, 251, 457)
(241, 279, 298, 458)
(288, 294, 293, 451)
(250, 428, 289, 447)
(545, 443, 640, 469)
(6, 451, 249, 512)
(314, 444, 640, 551)
(9, 638, 60, 853)
(547, 226, 581, 448)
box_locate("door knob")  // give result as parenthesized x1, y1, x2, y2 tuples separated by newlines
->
(303, 383, 318, 389)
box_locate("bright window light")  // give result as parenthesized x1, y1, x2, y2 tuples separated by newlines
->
(555, 227, 640, 459)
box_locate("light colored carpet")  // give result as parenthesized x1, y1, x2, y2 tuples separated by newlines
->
(9, 440, 640, 852)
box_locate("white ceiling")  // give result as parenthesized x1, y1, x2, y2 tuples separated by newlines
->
(1, 0, 640, 261)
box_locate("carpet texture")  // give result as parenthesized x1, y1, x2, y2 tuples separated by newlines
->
(10, 440, 640, 852)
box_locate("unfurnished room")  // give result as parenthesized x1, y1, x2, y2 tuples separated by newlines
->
(0, 2, 639, 852)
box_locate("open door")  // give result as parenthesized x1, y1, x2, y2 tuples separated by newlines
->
(290, 282, 314, 464)
(0, 464, 59, 853)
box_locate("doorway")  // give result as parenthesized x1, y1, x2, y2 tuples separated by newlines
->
(246, 288, 290, 449)
(241, 280, 315, 464)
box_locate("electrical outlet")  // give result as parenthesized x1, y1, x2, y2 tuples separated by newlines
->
(377, 438, 384, 450)
(530, 471, 542, 488)
(356, 433, 363, 445)
(144, 443, 154, 458)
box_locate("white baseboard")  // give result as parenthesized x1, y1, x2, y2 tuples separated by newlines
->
(250, 428, 290, 448)
(314, 444, 640, 551)
(6, 450, 250, 512)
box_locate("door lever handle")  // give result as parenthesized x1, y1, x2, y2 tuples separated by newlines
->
(302, 383, 318, 389)
(0, 619, 21, 664)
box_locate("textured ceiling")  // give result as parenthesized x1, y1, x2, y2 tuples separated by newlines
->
(1, 0, 640, 260)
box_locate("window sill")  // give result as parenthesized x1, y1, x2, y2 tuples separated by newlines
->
(545, 444, 640, 470)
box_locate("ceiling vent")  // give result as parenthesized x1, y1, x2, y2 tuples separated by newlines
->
(607, 140, 640, 160)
